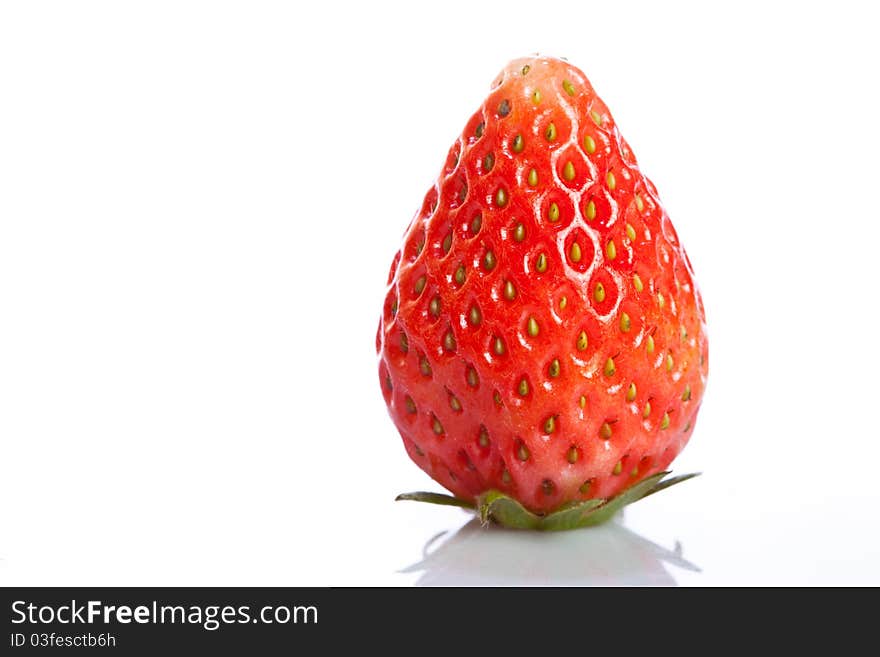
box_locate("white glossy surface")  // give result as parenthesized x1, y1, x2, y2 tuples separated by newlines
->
(2, 1, 879, 587)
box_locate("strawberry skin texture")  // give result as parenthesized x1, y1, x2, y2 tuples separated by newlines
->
(377, 56, 708, 515)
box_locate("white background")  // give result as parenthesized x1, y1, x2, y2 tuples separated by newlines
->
(1, 1, 879, 586)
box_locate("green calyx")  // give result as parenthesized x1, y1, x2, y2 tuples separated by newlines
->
(396, 471, 699, 531)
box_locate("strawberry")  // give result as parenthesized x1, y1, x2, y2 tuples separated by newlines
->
(377, 55, 708, 528)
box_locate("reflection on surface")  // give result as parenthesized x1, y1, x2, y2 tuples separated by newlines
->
(401, 515, 699, 586)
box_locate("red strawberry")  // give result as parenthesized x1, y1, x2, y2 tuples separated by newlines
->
(377, 55, 708, 527)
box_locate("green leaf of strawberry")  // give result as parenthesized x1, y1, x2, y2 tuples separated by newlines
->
(378, 55, 709, 527)
(397, 471, 699, 530)
(395, 491, 476, 510)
